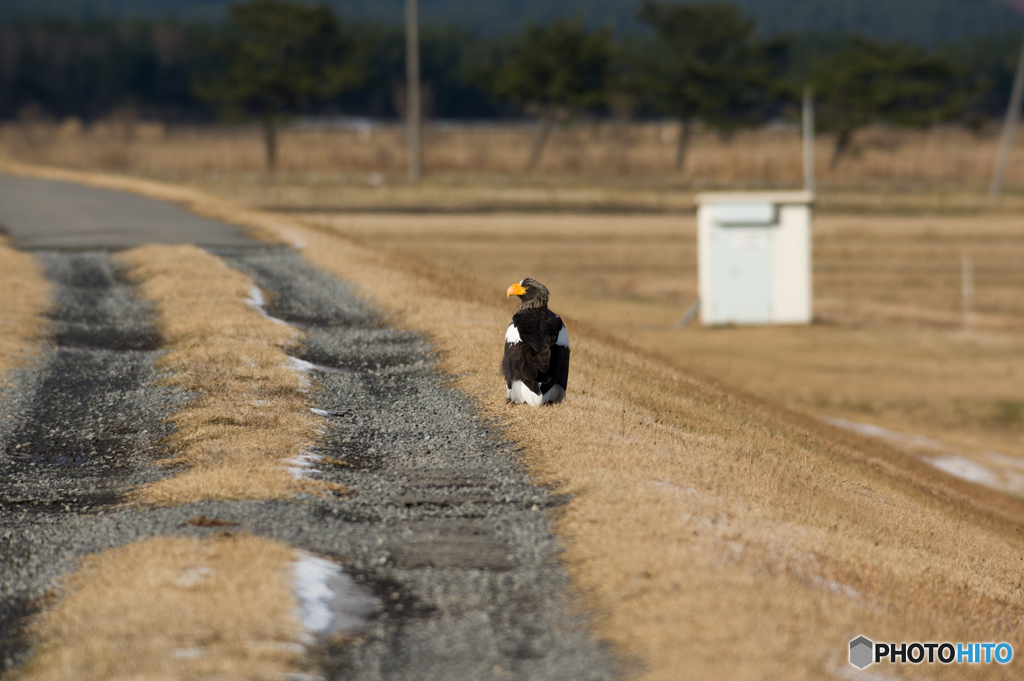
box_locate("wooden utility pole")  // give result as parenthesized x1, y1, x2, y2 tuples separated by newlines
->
(405, 0, 422, 182)
(802, 86, 815, 193)
(989, 40, 1024, 200)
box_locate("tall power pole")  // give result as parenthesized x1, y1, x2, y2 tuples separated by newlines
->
(989, 39, 1024, 200)
(802, 86, 815, 193)
(405, 0, 422, 182)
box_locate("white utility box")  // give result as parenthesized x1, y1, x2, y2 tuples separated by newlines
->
(696, 191, 813, 325)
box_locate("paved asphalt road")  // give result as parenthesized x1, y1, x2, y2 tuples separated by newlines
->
(0, 172, 255, 249)
(0, 176, 618, 679)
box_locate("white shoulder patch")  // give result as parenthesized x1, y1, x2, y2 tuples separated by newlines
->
(505, 323, 521, 344)
(556, 325, 570, 349)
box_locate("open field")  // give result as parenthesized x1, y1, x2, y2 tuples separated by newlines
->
(3, 162, 1024, 678)
(6, 119, 1024, 211)
(181, 170, 1024, 216)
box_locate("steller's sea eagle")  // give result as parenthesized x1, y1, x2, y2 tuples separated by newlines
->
(502, 278, 569, 406)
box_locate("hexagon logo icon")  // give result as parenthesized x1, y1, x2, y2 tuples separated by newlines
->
(849, 636, 874, 669)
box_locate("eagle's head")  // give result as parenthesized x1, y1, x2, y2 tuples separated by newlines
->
(506, 278, 550, 310)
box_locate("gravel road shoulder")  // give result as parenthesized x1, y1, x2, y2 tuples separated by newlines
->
(225, 248, 617, 680)
(0, 246, 619, 680)
(0, 252, 182, 670)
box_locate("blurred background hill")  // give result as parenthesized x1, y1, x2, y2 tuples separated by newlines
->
(2, 0, 1024, 44)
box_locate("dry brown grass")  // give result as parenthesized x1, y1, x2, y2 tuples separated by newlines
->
(10, 122, 1024, 216)
(116, 244, 330, 505)
(13, 534, 309, 681)
(6, 119, 1024, 193)
(274, 213, 1024, 679)
(7, 163, 1024, 678)
(0, 237, 49, 394)
(303, 211, 1024, 475)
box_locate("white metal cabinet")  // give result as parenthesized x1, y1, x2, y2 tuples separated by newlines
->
(697, 192, 813, 326)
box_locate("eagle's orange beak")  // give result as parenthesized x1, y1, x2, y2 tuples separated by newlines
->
(506, 282, 527, 298)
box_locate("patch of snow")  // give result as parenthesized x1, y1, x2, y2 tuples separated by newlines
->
(270, 224, 305, 249)
(291, 553, 378, 643)
(286, 356, 313, 391)
(822, 417, 946, 450)
(276, 642, 306, 655)
(288, 356, 316, 373)
(245, 284, 266, 309)
(172, 647, 205, 660)
(928, 455, 1003, 487)
(285, 447, 323, 479)
(246, 284, 293, 327)
(175, 566, 213, 587)
(310, 408, 330, 416)
(809, 574, 860, 601)
(824, 416, 1024, 494)
(286, 357, 355, 378)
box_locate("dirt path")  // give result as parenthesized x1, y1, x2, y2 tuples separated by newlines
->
(0, 244, 616, 677)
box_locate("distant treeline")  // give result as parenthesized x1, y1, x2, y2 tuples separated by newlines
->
(0, 4, 1021, 125)
(0, 21, 505, 122)
(4, 0, 1024, 46)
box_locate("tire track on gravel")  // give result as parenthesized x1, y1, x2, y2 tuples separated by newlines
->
(0, 252, 182, 670)
(1, 245, 617, 680)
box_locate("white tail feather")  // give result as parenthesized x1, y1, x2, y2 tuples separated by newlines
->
(507, 380, 565, 407)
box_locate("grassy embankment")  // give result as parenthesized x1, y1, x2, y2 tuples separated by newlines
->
(2, 160, 1023, 678)
(5, 119, 1024, 213)
(279, 207, 1024, 680)
(303, 211, 1024, 493)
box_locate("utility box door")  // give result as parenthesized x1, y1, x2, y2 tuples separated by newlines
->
(696, 191, 813, 326)
(712, 225, 772, 323)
